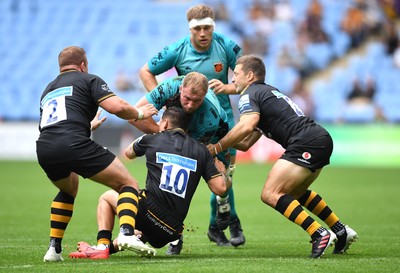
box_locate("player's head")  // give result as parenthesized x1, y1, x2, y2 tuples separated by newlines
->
(233, 55, 266, 93)
(58, 46, 88, 73)
(187, 4, 215, 51)
(179, 72, 208, 114)
(160, 106, 191, 131)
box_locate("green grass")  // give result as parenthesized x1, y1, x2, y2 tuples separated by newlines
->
(0, 160, 399, 272)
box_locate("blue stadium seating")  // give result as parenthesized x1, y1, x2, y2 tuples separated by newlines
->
(0, 0, 397, 124)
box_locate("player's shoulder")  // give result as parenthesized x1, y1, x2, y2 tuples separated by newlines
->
(170, 35, 191, 49)
(82, 72, 102, 81)
(213, 32, 236, 44)
(203, 90, 221, 108)
(186, 134, 209, 150)
(213, 32, 227, 40)
(156, 76, 183, 93)
(202, 91, 227, 119)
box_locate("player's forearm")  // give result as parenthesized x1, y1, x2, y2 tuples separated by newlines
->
(139, 66, 158, 92)
(101, 97, 142, 120)
(224, 83, 240, 95)
(219, 122, 254, 152)
(129, 118, 159, 134)
(233, 130, 262, 151)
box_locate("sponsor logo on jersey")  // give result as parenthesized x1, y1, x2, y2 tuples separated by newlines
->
(238, 94, 251, 113)
(156, 152, 197, 171)
(214, 62, 223, 73)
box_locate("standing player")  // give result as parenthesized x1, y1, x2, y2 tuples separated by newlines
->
(37, 46, 158, 262)
(139, 4, 245, 252)
(208, 55, 358, 258)
(68, 106, 232, 259)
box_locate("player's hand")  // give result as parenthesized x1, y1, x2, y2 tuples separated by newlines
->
(90, 110, 107, 131)
(138, 104, 159, 119)
(209, 79, 226, 95)
(207, 143, 217, 157)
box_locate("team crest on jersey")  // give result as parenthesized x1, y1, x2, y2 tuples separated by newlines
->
(214, 62, 223, 73)
(101, 84, 110, 92)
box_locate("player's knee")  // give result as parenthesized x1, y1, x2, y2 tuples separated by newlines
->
(260, 189, 275, 207)
(99, 190, 117, 204)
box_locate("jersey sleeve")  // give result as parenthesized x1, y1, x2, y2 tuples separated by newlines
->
(133, 133, 157, 157)
(89, 75, 115, 104)
(238, 92, 260, 115)
(145, 76, 183, 110)
(147, 37, 187, 76)
(201, 146, 221, 183)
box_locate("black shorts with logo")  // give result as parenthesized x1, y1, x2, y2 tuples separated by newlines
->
(281, 126, 333, 172)
(36, 134, 115, 181)
(136, 191, 184, 248)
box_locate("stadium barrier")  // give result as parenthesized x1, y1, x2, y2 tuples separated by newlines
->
(1, 123, 399, 168)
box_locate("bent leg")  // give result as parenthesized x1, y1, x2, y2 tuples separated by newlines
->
(261, 159, 322, 237)
(96, 190, 118, 246)
(90, 157, 140, 235)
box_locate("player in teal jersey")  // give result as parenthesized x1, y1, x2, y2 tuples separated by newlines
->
(139, 4, 245, 253)
(135, 74, 229, 146)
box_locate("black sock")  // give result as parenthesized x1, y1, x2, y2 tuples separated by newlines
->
(50, 237, 62, 253)
(331, 221, 346, 234)
(311, 226, 328, 239)
(109, 243, 118, 254)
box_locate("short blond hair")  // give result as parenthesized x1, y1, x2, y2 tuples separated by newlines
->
(182, 72, 209, 95)
(186, 4, 214, 21)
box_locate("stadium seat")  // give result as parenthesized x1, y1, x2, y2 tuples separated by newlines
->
(305, 42, 334, 70)
(1, 0, 398, 125)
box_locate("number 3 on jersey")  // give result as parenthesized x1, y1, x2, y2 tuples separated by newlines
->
(40, 86, 72, 128)
(156, 152, 197, 199)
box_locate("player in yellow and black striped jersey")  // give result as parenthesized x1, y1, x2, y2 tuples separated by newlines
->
(37, 46, 158, 262)
(208, 55, 358, 258)
(68, 106, 231, 259)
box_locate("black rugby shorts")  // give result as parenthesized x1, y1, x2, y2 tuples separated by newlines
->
(281, 134, 333, 172)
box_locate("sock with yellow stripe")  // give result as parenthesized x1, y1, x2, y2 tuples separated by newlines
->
(97, 230, 112, 247)
(117, 186, 139, 236)
(297, 190, 345, 232)
(49, 191, 75, 253)
(275, 194, 322, 237)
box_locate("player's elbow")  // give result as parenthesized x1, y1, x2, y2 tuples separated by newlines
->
(234, 142, 251, 151)
(216, 176, 231, 196)
(139, 64, 153, 81)
(124, 148, 134, 160)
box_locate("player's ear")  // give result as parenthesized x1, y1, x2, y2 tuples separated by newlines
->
(159, 118, 168, 131)
(80, 61, 88, 73)
(163, 119, 169, 130)
(247, 71, 256, 81)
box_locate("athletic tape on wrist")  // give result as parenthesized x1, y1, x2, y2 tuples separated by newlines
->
(137, 109, 144, 120)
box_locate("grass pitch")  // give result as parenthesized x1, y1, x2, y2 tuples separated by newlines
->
(0, 160, 399, 273)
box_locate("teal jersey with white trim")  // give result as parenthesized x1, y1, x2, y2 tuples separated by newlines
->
(145, 76, 229, 145)
(147, 32, 242, 120)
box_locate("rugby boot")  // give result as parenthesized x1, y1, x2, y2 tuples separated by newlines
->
(310, 228, 337, 258)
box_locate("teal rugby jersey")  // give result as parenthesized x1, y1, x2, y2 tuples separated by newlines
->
(147, 32, 242, 121)
(145, 76, 229, 145)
